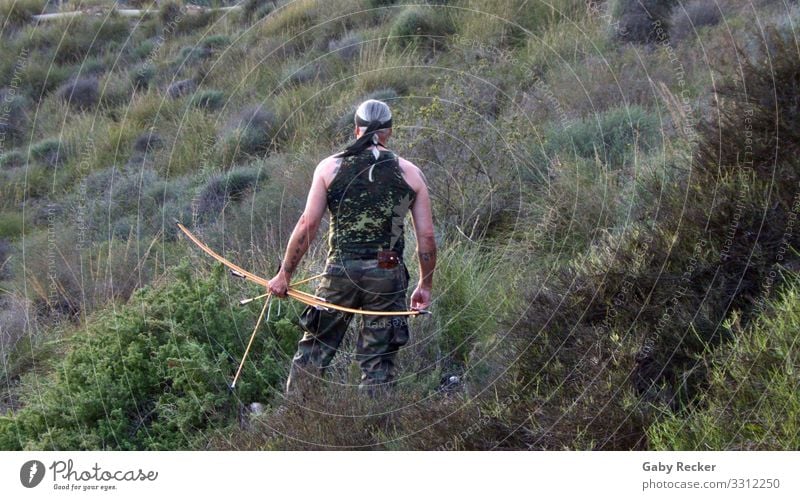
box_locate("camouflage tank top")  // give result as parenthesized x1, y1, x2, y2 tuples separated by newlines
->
(326, 148, 416, 260)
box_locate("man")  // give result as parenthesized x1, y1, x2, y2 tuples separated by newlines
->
(267, 99, 436, 393)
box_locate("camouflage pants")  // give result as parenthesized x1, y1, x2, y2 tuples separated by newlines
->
(286, 258, 410, 393)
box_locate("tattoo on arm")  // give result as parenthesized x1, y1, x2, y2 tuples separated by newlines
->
(285, 247, 300, 273)
(419, 251, 436, 262)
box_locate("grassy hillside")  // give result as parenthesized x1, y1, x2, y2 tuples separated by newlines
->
(1, 0, 799, 449)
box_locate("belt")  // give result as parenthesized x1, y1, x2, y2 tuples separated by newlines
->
(335, 250, 402, 268)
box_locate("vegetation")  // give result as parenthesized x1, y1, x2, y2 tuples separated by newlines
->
(0, 264, 300, 450)
(648, 275, 800, 450)
(1, 0, 798, 450)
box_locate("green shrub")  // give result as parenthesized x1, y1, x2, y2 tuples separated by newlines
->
(30, 138, 68, 168)
(0, 212, 23, 238)
(132, 39, 156, 60)
(545, 105, 661, 167)
(427, 241, 513, 368)
(389, 6, 454, 49)
(0, 150, 26, 170)
(0, 0, 45, 29)
(99, 72, 134, 109)
(132, 64, 156, 90)
(79, 166, 190, 242)
(648, 277, 800, 450)
(17, 54, 73, 98)
(0, 264, 300, 450)
(202, 34, 231, 49)
(191, 89, 225, 110)
(178, 44, 211, 66)
(257, 0, 317, 37)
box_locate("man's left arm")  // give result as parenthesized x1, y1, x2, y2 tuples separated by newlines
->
(267, 161, 329, 297)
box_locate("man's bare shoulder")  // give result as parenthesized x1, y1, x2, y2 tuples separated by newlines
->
(316, 154, 343, 186)
(396, 156, 426, 191)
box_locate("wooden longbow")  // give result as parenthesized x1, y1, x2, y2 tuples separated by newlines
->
(176, 222, 428, 317)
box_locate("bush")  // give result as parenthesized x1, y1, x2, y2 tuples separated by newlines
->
(196, 165, 262, 222)
(16, 53, 72, 98)
(389, 6, 454, 49)
(80, 56, 107, 77)
(219, 104, 278, 165)
(30, 138, 68, 168)
(0, 89, 29, 146)
(0, 150, 26, 170)
(81, 166, 160, 238)
(132, 64, 156, 91)
(670, 0, 723, 42)
(166, 78, 197, 99)
(57, 77, 100, 110)
(544, 105, 661, 167)
(133, 130, 164, 153)
(695, 25, 800, 206)
(649, 277, 800, 450)
(257, 0, 318, 38)
(0, 212, 23, 239)
(425, 241, 513, 369)
(202, 34, 231, 50)
(0, 0, 45, 29)
(178, 44, 213, 66)
(0, 264, 300, 450)
(327, 31, 363, 60)
(132, 38, 156, 60)
(191, 89, 225, 110)
(99, 72, 134, 109)
(611, 0, 677, 44)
